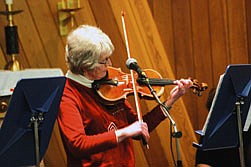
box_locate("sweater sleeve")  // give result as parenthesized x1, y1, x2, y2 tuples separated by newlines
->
(143, 105, 167, 132)
(57, 87, 118, 158)
(123, 100, 166, 132)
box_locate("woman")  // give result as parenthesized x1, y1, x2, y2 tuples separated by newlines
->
(57, 25, 192, 167)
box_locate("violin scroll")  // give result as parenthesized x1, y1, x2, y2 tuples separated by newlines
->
(190, 79, 208, 96)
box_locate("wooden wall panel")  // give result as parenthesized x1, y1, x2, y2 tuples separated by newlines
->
(247, 0, 251, 62)
(26, 0, 66, 69)
(14, 0, 50, 68)
(0, 47, 5, 68)
(0, 0, 251, 166)
(190, 0, 213, 129)
(43, 122, 67, 167)
(227, 0, 248, 63)
(171, 0, 198, 132)
(208, 0, 228, 85)
(150, 0, 250, 131)
(0, 1, 10, 68)
(152, 0, 175, 70)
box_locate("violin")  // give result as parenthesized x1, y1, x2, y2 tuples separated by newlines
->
(92, 66, 208, 103)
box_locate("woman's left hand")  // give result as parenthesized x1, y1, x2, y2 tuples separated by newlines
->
(165, 78, 193, 106)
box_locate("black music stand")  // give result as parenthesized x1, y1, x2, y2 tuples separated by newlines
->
(0, 77, 66, 167)
(193, 64, 251, 167)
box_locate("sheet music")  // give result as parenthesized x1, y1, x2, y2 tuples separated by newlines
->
(243, 102, 251, 132)
(0, 68, 64, 96)
(202, 74, 224, 134)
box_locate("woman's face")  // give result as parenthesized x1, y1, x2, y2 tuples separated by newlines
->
(85, 55, 112, 80)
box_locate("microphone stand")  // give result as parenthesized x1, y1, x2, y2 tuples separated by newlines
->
(140, 77, 182, 167)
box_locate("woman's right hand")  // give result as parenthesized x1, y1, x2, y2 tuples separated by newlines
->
(115, 121, 149, 143)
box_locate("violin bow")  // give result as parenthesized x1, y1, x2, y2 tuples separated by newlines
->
(121, 11, 149, 149)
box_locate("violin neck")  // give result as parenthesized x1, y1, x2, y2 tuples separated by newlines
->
(137, 78, 175, 86)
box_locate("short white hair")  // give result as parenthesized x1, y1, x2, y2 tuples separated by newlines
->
(65, 25, 114, 74)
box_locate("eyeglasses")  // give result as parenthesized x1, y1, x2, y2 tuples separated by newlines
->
(98, 57, 110, 65)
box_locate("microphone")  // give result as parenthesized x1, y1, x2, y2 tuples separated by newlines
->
(126, 58, 147, 78)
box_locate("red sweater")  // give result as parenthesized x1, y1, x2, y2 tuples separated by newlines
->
(57, 78, 167, 167)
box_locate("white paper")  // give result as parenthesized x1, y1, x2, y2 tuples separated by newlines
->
(243, 102, 251, 131)
(0, 68, 64, 96)
(202, 74, 224, 134)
